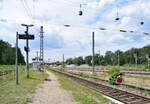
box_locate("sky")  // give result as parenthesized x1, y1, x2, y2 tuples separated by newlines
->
(0, 0, 150, 62)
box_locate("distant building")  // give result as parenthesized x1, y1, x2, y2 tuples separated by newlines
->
(32, 57, 42, 71)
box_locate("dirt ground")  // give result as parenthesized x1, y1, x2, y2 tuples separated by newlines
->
(28, 71, 79, 104)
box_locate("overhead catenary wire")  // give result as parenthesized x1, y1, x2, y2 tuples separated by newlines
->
(139, 0, 144, 25)
(0, 0, 149, 35)
(23, 0, 34, 20)
(20, 0, 33, 19)
(115, 4, 120, 21)
(63, 24, 149, 36)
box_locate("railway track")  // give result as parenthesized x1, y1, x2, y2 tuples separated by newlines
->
(51, 69, 150, 104)
(69, 67, 150, 75)
(68, 71, 150, 92)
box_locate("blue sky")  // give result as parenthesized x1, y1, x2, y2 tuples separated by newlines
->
(0, 0, 150, 62)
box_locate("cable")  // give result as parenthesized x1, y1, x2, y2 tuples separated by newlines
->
(20, 0, 32, 19)
(23, 0, 34, 19)
(139, 0, 144, 25)
(63, 24, 149, 36)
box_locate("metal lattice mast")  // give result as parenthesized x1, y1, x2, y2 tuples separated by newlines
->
(40, 26, 44, 68)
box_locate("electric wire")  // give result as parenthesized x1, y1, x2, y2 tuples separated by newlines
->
(20, 0, 33, 19)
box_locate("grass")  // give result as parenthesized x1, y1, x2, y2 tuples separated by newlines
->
(104, 65, 148, 71)
(0, 65, 16, 74)
(50, 69, 112, 104)
(125, 76, 150, 89)
(0, 65, 48, 104)
(71, 71, 150, 88)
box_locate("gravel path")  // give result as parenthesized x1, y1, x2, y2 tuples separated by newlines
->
(28, 71, 79, 104)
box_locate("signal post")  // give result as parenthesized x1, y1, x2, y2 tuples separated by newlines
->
(17, 24, 34, 79)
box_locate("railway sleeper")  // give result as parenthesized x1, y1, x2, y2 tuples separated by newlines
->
(118, 94, 131, 99)
(128, 99, 143, 104)
(99, 87, 113, 91)
(121, 96, 137, 102)
(134, 100, 150, 104)
(105, 89, 119, 94)
(100, 88, 114, 93)
(109, 91, 124, 97)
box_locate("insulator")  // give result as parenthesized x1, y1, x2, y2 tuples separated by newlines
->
(64, 25, 70, 27)
(140, 21, 144, 25)
(129, 31, 134, 33)
(99, 28, 106, 30)
(115, 17, 120, 21)
(120, 30, 127, 32)
(143, 32, 149, 35)
(79, 11, 83, 16)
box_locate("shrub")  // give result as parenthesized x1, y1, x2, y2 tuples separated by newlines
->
(108, 68, 123, 85)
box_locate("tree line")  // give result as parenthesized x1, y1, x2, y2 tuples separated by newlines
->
(65, 45, 150, 66)
(0, 40, 25, 65)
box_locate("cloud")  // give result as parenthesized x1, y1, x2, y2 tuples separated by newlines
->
(45, 33, 64, 49)
(0, 0, 150, 62)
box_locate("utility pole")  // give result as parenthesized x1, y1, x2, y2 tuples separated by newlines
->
(15, 32, 19, 85)
(146, 54, 150, 70)
(62, 54, 65, 68)
(98, 50, 101, 66)
(40, 26, 44, 70)
(92, 32, 95, 74)
(134, 53, 138, 69)
(21, 24, 34, 79)
(37, 51, 39, 62)
(148, 60, 150, 71)
(118, 51, 120, 67)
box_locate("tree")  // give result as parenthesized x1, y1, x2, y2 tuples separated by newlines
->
(73, 56, 85, 66)
(65, 44, 150, 68)
(105, 51, 115, 65)
(85, 55, 92, 66)
(0, 40, 25, 65)
(66, 58, 74, 65)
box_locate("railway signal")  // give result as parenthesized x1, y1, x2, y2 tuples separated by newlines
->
(18, 34, 34, 40)
(17, 24, 34, 79)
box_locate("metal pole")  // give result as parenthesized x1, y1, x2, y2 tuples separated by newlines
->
(92, 32, 95, 74)
(99, 50, 100, 66)
(148, 60, 149, 71)
(40, 26, 44, 70)
(26, 26, 29, 78)
(21, 24, 34, 78)
(16, 32, 19, 85)
(37, 51, 39, 62)
(63, 54, 65, 68)
(118, 51, 120, 67)
(134, 53, 138, 69)
(136, 59, 137, 69)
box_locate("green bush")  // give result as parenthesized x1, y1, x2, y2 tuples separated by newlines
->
(108, 68, 123, 85)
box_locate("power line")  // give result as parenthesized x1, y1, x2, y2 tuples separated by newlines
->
(23, 0, 34, 19)
(63, 24, 149, 35)
(20, 0, 32, 18)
